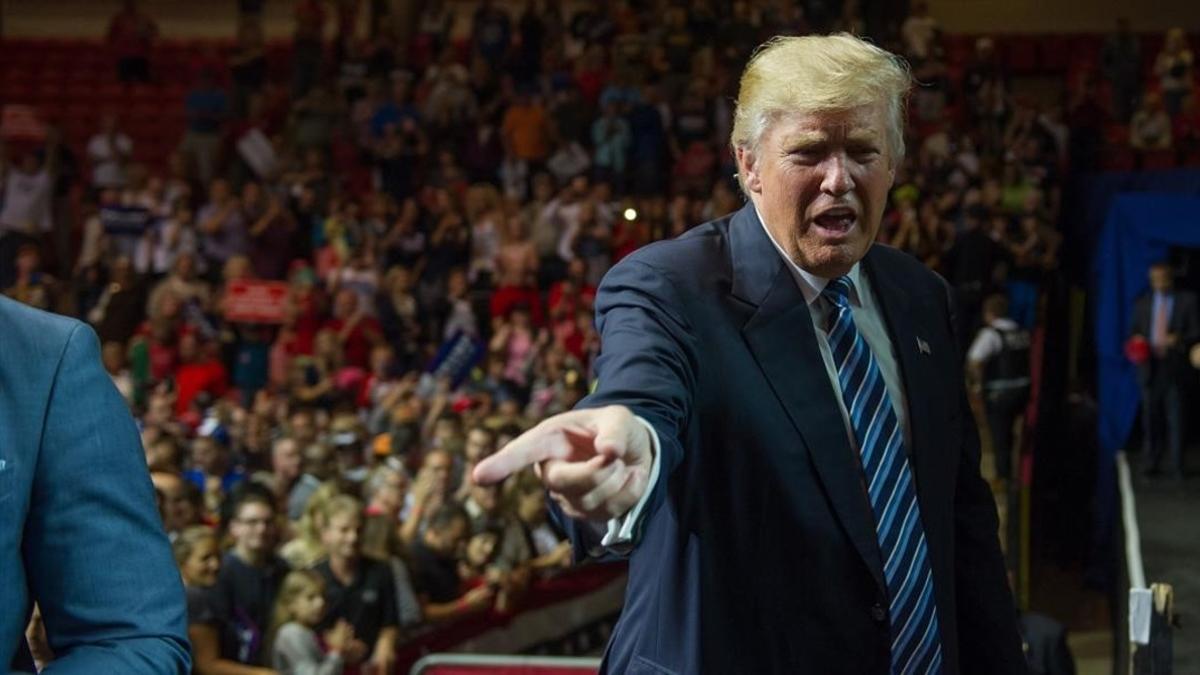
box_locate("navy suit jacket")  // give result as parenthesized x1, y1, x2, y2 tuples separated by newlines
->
(564, 204, 1026, 674)
(0, 297, 190, 673)
(1129, 289, 1200, 385)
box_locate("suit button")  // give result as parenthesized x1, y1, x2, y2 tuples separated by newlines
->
(870, 604, 887, 623)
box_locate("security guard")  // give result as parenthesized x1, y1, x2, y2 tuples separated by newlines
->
(968, 293, 1032, 482)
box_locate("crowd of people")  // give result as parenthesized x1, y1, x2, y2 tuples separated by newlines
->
(2, 0, 1195, 673)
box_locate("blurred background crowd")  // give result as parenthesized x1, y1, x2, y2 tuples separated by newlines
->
(2, 0, 1198, 673)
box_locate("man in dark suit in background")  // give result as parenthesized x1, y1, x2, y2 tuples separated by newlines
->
(1130, 261, 1200, 478)
(476, 34, 1025, 674)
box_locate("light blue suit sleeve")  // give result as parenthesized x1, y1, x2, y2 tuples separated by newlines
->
(23, 323, 190, 674)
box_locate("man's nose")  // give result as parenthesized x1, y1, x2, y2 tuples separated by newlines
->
(820, 152, 854, 196)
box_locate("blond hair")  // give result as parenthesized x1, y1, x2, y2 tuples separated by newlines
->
(267, 570, 326, 657)
(172, 526, 217, 569)
(731, 33, 912, 166)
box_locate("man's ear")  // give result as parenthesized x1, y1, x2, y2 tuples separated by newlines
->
(735, 146, 762, 194)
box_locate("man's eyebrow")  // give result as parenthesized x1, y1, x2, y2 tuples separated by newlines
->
(846, 129, 882, 144)
(780, 131, 828, 149)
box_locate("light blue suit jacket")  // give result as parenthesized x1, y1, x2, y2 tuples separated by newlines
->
(0, 297, 190, 673)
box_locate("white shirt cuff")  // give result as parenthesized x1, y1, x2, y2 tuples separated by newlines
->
(600, 415, 662, 550)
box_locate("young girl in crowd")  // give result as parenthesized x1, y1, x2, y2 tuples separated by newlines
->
(270, 570, 355, 675)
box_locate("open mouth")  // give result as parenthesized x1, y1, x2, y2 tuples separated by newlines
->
(812, 208, 858, 237)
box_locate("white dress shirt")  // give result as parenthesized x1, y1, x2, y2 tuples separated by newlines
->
(603, 208, 910, 548)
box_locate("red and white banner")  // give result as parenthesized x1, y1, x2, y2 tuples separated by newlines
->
(223, 280, 290, 324)
(398, 563, 627, 673)
(1, 105, 46, 142)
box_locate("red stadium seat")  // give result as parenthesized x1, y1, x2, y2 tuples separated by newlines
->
(1003, 36, 1038, 74)
(1102, 147, 1136, 171)
(1140, 150, 1176, 170)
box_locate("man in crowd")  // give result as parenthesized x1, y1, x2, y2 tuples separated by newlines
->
(409, 504, 495, 623)
(211, 489, 290, 666)
(968, 294, 1032, 483)
(314, 495, 399, 673)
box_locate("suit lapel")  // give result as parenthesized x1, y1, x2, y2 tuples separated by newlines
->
(731, 206, 886, 593)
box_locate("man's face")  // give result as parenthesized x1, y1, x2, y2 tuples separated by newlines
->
(321, 511, 361, 560)
(290, 412, 316, 446)
(192, 438, 224, 474)
(1150, 266, 1173, 293)
(738, 104, 896, 278)
(423, 451, 453, 493)
(231, 502, 276, 555)
(429, 517, 468, 556)
(272, 439, 302, 481)
(470, 482, 500, 513)
(374, 471, 407, 515)
(465, 429, 494, 463)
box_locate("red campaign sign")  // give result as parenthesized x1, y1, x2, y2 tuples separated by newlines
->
(1, 105, 46, 141)
(223, 280, 289, 323)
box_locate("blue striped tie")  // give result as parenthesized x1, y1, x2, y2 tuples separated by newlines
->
(823, 276, 943, 675)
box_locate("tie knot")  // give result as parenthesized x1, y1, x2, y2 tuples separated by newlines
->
(823, 276, 853, 308)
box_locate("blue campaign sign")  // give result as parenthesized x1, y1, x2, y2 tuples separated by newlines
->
(426, 330, 485, 387)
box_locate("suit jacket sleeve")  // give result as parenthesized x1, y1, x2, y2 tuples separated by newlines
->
(556, 256, 697, 560)
(25, 323, 191, 673)
(944, 283, 1028, 674)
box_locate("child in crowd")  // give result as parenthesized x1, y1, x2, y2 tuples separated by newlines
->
(270, 570, 354, 675)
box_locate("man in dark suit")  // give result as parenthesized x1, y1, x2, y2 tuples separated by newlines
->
(476, 34, 1025, 674)
(1129, 261, 1200, 478)
(0, 295, 190, 673)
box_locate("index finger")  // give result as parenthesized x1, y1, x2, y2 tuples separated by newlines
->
(472, 410, 595, 485)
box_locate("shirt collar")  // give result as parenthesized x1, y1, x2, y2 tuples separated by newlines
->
(753, 204, 864, 307)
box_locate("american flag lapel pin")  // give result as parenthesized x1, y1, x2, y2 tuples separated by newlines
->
(917, 337, 931, 355)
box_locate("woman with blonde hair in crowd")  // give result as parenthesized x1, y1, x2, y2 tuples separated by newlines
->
(280, 480, 340, 569)
(269, 570, 354, 675)
(174, 526, 274, 675)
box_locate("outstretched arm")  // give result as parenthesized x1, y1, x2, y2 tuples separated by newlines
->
(25, 323, 190, 673)
(476, 258, 696, 558)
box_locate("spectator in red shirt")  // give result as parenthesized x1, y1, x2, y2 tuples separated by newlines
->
(107, 0, 158, 83)
(323, 287, 384, 370)
(173, 332, 230, 417)
(546, 258, 596, 323)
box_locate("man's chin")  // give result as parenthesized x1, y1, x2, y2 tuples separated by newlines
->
(795, 243, 866, 278)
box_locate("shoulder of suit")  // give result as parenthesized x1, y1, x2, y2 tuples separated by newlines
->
(868, 243, 950, 292)
(0, 295, 82, 364)
(608, 215, 732, 281)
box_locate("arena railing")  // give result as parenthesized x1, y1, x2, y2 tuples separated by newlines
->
(409, 654, 601, 675)
(1115, 451, 1175, 675)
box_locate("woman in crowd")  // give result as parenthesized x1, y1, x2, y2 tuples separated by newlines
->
(175, 526, 274, 675)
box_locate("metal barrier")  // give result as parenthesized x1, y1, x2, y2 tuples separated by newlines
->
(410, 654, 601, 675)
(1116, 451, 1175, 675)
